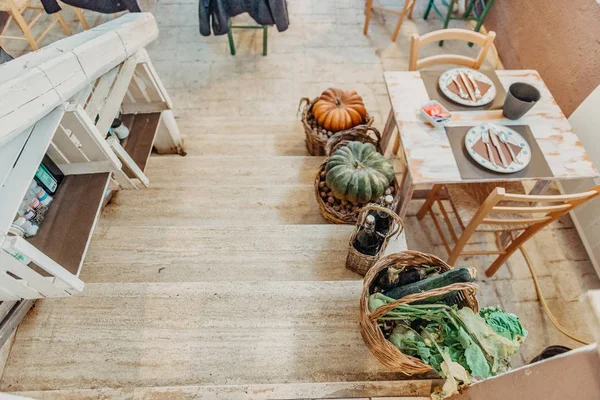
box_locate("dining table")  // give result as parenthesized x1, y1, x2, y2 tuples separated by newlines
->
(381, 69, 599, 218)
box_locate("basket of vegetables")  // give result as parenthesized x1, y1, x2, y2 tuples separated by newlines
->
(315, 127, 400, 224)
(360, 252, 527, 399)
(299, 88, 373, 156)
(346, 204, 403, 276)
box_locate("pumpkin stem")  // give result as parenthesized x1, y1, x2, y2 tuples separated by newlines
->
(335, 98, 342, 107)
(355, 161, 364, 169)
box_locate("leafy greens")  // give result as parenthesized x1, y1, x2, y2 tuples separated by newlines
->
(369, 293, 527, 399)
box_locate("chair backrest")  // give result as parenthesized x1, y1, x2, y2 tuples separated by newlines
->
(409, 28, 496, 71)
(473, 185, 600, 232)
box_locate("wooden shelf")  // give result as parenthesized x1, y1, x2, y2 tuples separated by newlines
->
(120, 113, 161, 178)
(27, 173, 111, 276)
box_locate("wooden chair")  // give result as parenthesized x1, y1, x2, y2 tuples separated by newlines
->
(0, 0, 71, 50)
(417, 182, 600, 277)
(408, 28, 496, 71)
(364, 0, 416, 42)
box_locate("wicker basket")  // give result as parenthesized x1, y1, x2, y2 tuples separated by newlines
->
(299, 97, 374, 156)
(346, 204, 404, 276)
(315, 127, 401, 224)
(359, 251, 479, 375)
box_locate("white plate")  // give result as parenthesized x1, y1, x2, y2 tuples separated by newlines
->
(464, 124, 531, 173)
(439, 68, 496, 107)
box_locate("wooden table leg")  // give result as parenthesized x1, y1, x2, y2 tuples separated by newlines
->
(381, 109, 396, 157)
(529, 179, 553, 195)
(395, 169, 414, 219)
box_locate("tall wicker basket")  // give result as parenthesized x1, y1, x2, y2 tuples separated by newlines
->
(346, 204, 403, 276)
(299, 97, 373, 156)
(359, 251, 479, 375)
(315, 127, 400, 224)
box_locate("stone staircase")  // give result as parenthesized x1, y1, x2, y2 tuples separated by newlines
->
(0, 113, 433, 398)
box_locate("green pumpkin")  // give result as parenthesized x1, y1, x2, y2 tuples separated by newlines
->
(325, 141, 395, 204)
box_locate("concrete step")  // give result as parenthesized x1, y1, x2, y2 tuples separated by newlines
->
(10, 381, 434, 399)
(102, 184, 324, 226)
(181, 133, 309, 156)
(81, 224, 407, 283)
(144, 155, 324, 188)
(0, 281, 432, 393)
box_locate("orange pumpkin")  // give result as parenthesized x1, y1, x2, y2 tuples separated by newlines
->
(312, 88, 367, 132)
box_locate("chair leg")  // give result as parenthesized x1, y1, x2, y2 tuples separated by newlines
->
(424, 0, 434, 19)
(469, 0, 494, 47)
(9, 2, 38, 50)
(439, 0, 456, 47)
(363, 0, 373, 35)
(408, 0, 416, 19)
(391, 1, 412, 42)
(54, 13, 72, 36)
(73, 7, 90, 30)
(417, 184, 442, 220)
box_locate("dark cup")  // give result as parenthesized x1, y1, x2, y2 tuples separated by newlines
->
(503, 82, 541, 120)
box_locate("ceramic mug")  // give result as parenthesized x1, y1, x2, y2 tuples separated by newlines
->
(503, 83, 541, 120)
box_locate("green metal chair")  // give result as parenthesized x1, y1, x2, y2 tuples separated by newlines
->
(424, 0, 496, 46)
(227, 18, 268, 56)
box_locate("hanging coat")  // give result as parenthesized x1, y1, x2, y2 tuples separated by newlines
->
(199, 0, 289, 36)
(41, 0, 140, 14)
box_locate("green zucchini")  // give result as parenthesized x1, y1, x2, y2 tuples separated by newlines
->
(383, 266, 476, 300)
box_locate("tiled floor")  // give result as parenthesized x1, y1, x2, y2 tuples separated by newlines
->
(1, 0, 599, 395)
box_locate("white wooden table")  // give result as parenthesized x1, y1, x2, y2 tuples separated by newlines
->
(382, 70, 599, 218)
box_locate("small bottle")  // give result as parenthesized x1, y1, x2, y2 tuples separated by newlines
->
(29, 181, 53, 206)
(111, 118, 130, 140)
(12, 216, 39, 237)
(353, 215, 382, 256)
(374, 195, 394, 237)
(18, 199, 37, 221)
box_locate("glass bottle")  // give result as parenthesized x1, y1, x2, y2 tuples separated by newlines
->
(375, 195, 394, 237)
(353, 215, 381, 256)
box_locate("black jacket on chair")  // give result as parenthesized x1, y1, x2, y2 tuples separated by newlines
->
(41, 0, 141, 14)
(199, 0, 289, 36)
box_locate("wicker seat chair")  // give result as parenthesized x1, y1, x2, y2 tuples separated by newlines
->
(417, 182, 600, 277)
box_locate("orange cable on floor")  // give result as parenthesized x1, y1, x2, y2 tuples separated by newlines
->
(518, 245, 591, 345)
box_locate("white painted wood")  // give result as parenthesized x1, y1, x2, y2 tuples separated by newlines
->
(384, 70, 599, 184)
(96, 56, 139, 135)
(51, 124, 88, 164)
(154, 110, 185, 155)
(45, 142, 69, 166)
(121, 101, 168, 114)
(56, 161, 116, 175)
(557, 85, 600, 278)
(107, 139, 150, 187)
(84, 66, 120, 119)
(0, 109, 64, 241)
(0, 285, 20, 301)
(61, 106, 122, 165)
(0, 262, 43, 300)
(0, 252, 69, 298)
(0, 13, 159, 147)
(4, 237, 84, 292)
(0, 67, 63, 147)
(0, 128, 33, 190)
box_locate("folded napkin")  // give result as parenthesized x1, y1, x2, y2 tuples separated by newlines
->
(471, 134, 522, 165)
(448, 74, 491, 99)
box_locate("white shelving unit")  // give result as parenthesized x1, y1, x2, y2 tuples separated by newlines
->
(0, 13, 185, 300)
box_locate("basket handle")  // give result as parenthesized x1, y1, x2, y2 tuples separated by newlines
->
(325, 125, 383, 156)
(297, 97, 312, 118)
(355, 203, 404, 240)
(368, 282, 481, 321)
